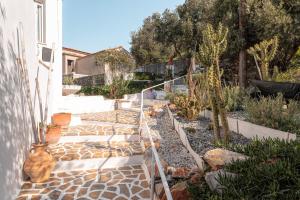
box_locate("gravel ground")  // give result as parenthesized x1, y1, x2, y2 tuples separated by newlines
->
(146, 109, 197, 169)
(227, 110, 247, 120)
(172, 110, 250, 156)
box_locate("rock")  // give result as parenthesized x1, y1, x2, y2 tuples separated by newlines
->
(172, 167, 190, 178)
(187, 167, 204, 184)
(203, 148, 248, 170)
(144, 149, 168, 177)
(167, 166, 176, 175)
(205, 169, 236, 194)
(144, 140, 160, 150)
(168, 104, 176, 110)
(161, 181, 190, 200)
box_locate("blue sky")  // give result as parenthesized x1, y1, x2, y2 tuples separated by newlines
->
(63, 0, 184, 53)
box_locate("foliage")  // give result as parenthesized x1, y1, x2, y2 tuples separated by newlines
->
(244, 94, 300, 135)
(173, 93, 204, 120)
(130, 13, 173, 66)
(133, 72, 155, 81)
(198, 23, 230, 142)
(247, 36, 279, 80)
(189, 138, 300, 200)
(223, 86, 246, 112)
(79, 80, 149, 99)
(95, 48, 135, 79)
(131, 0, 300, 81)
(272, 66, 300, 83)
(63, 77, 74, 85)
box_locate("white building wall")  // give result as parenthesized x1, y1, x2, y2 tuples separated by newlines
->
(0, 0, 62, 199)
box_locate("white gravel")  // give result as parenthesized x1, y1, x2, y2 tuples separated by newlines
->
(146, 108, 197, 169)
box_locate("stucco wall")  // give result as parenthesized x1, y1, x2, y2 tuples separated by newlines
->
(76, 54, 105, 75)
(0, 0, 62, 199)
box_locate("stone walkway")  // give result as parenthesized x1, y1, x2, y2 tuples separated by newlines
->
(17, 110, 150, 200)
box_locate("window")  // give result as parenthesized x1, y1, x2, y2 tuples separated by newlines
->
(67, 60, 75, 72)
(36, 1, 45, 43)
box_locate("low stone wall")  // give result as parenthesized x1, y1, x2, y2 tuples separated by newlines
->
(62, 85, 81, 96)
(200, 110, 297, 141)
(74, 74, 105, 86)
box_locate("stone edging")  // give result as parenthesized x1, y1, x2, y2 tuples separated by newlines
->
(200, 110, 297, 141)
(166, 106, 206, 170)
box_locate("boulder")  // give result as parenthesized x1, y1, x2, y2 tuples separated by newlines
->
(205, 169, 236, 194)
(155, 183, 165, 199)
(161, 181, 190, 200)
(144, 149, 168, 177)
(203, 148, 248, 170)
(187, 167, 204, 184)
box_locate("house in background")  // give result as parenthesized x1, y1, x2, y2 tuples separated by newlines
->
(74, 46, 134, 85)
(0, 0, 62, 199)
(62, 47, 90, 75)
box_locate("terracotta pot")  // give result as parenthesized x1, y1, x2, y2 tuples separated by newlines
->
(23, 143, 56, 183)
(52, 113, 71, 127)
(46, 126, 61, 144)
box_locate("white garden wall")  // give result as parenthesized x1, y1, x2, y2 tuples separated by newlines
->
(0, 0, 62, 199)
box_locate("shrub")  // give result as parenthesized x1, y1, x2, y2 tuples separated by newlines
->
(223, 86, 245, 112)
(173, 94, 204, 120)
(189, 139, 300, 200)
(63, 77, 74, 85)
(134, 72, 155, 80)
(272, 66, 300, 83)
(244, 94, 300, 135)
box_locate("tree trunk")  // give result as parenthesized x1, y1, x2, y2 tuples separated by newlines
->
(239, 0, 247, 87)
(188, 56, 196, 98)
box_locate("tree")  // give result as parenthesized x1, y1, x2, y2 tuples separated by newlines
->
(198, 23, 230, 142)
(130, 13, 172, 66)
(247, 36, 279, 80)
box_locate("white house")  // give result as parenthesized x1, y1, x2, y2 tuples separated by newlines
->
(0, 0, 62, 199)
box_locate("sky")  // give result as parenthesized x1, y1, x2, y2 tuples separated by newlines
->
(63, 0, 184, 53)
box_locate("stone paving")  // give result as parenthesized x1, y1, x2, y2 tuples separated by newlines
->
(62, 125, 138, 136)
(16, 165, 150, 200)
(79, 110, 139, 125)
(49, 142, 144, 161)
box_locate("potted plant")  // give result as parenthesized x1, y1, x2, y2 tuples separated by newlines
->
(51, 112, 71, 127)
(45, 124, 61, 144)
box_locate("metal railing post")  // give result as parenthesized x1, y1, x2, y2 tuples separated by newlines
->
(150, 150, 155, 200)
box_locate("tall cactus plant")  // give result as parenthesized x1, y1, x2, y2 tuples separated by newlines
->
(247, 36, 279, 80)
(198, 23, 230, 142)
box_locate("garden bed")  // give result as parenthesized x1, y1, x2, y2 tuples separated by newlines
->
(145, 108, 197, 169)
(168, 107, 250, 156)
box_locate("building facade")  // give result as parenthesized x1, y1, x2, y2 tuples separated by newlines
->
(0, 0, 62, 199)
(62, 47, 90, 75)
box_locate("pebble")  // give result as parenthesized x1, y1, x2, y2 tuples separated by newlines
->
(146, 109, 197, 169)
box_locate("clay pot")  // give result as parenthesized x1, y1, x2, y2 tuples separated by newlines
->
(52, 113, 71, 127)
(23, 143, 56, 183)
(45, 126, 61, 144)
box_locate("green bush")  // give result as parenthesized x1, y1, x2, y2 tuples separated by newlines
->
(189, 139, 300, 200)
(244, 94, 300, 135)
(63, 77, 74, 85)
(223, 86, 246, 112)
(134, 72, 155, 80)
(272, 66, 300, 83)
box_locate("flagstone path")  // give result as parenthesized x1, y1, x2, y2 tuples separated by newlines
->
(16, 109, 151, 200)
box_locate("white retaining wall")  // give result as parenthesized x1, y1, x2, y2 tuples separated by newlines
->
(200, 110, 297, 141)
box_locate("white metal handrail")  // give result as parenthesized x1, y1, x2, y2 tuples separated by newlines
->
(139, 75, 186, 200)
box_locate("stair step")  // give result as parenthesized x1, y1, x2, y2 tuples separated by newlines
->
(78, 110, 139, 125)
(62, 125, 138, 136)
(49, 141, 144, 162)
(59, 135, 140, 143)
(17, 165, 150, 200)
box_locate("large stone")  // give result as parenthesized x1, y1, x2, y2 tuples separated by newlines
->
(203, 148, 248, 170)
(161, 181, 190, 200)
(172, 167, 190, 178)
(205, 169, 236, 194)
(144, 149, 168, 177)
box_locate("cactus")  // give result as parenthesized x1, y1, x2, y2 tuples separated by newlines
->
(247, 36, 279, 80)
(198, 23, 230, 142)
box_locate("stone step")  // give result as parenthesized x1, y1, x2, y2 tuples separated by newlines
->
(62, 125, 139, 136)
(49, 141, 144, 162)
(17, 165, 150, 200)
(78, 110, 139, 125)
(59, 135, 141, 143)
